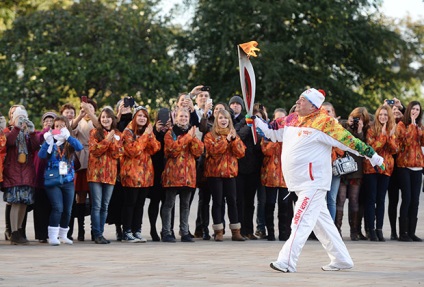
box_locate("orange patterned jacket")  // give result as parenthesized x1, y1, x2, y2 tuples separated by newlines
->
(120, 129, 161, 188)
(162, 130, 204, 188)
(0, 131, 6, 183)
(395, 121, 424, 168)
(260, 140, 286, 188)
(87, 129, 122, 185)
(363, 127, 398, 176)
(203, 132, 245, 178)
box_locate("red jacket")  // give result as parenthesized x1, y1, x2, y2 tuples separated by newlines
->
(260, 140, 286, 188)
(203, 132, 245, 178)
(395, 121, 424, 168)
(162, 130, 204, 188)
(3, 126, 41, 188)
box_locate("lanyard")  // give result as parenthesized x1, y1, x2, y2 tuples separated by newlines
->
(57, 145, 66, 160)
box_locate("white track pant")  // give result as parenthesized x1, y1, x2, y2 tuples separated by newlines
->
(276, 189, 353, 272)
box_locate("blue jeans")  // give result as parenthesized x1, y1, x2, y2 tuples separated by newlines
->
(89, 182, 114, 238)
(364, 173, 390, 230)
(162, 187, 193, 236)
(45, 182, 75, 228)
(256, 184, 266, 232)
(327, 175, 341, 221)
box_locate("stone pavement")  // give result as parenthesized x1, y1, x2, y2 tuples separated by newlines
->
(0, 192, 423, 286)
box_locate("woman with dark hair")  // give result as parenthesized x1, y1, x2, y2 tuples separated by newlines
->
(38, 116, 83, 246)
(336, 107, 370, 241)
(396, 100, 424, 242)
(363, 105, 397, 241)
(88, 107, 121, 244)
(120, 106, 160, 243)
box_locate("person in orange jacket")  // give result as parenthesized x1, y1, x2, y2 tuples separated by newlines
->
(161, 108, 204, 243)
(395, 101, 424, 242)
(120, 106, 160, 243)
(363, 105, 398, 241)
(88, 107, 122, 244)
(203, 109, 246, 241)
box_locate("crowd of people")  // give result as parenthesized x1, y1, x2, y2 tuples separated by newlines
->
(0, 86, 422, 254)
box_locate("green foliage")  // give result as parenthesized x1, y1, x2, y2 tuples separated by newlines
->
(0, 0, 189, 118)
(185, 0, 422, 118)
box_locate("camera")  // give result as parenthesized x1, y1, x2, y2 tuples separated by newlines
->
(124, 97, 135, 108)
(200, 86, 211, 92)
(386, 99, 395, 105)
(351, 117, 360, 130)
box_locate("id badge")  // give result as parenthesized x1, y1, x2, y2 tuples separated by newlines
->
(59, 161, 68, 175)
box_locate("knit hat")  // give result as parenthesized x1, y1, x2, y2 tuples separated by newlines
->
(41, 111, 57, 123)
(11, 107, 28, 123)
(229, 95, 244, 110)
(301, 88, 326, 109)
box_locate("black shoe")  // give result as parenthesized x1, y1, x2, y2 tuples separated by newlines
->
(375, 229, 385, 242)
(162, 234, 176, 243)
(267, 233, 276, 241)
(390, 232, 398, 240)
(151, 230, 160, 242)
(181, 234, 195, 242)
(410, 234, 423, 242)
(358, 231, 367, 241)
(202, 230, 211, 241)
(95, 236, 109, 244)
(398, 233, 413, 242)
(4, 230, 11, 241)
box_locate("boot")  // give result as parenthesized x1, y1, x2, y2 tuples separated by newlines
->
(48, 226, 60, 246)
(349, 211, 359, 241)
(194, 226, 203, 238)
(4, 204, 11, 240)
(212, 223, 224, 242)
(375, 229, 386, 242)
(265, 203, 275, 241)
(230, 223, 245, 241)
(116, 225, 124, 241)
(59, 227, 73, 245)
(10, 230, 29, 245)
(398, 217, 412, 242)
(20, 210, 28, 240)
(408, 218, 423, 242)
(368, 229, 378, 241)
(76, 203, 85, 241)
(202, 227, 211, 240)
(335, 210, 343, 237)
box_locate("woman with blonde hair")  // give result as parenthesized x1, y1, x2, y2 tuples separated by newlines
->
(203, 109, 246, 241)
(363, 105, 397, 241)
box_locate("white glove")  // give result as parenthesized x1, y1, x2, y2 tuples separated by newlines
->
(24, 119, 35, 133)
(44, 131, 54, 145)
(369, 152, 384, 167)
(60, 127, 71, 140)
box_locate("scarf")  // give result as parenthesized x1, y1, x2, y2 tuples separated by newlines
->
(172, 124, 190, 137)
(215, 126, 230, 137)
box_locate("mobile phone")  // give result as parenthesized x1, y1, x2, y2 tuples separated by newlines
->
(201, 86, 211, 92)
(207, 98, 213, 104)
(386, 99, 395, 105)
(81, 96, 88, 103)
(124, 97, 135, 108)
(52, 129, 61, 135)
(157, 108, 170, 124)
(184, 94, 191, 100)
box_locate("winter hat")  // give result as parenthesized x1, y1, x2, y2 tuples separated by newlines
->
(301, 88, 326, 109)
(11, 107, 28, 123)
(41, 111, 57, 123)
(229, 95, 244, 110)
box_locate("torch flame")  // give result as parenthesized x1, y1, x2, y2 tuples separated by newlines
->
(239, 41, 260, 58)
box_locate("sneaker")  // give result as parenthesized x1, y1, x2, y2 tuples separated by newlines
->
(133, 231, 147, 243)
(122, 231, 141, 243)
(255, 230, 267, 239)
(95, 236, 109, 244)
(181, 234, 195, 242)
(162, 234, 176, 243)
(270, 261, 289, 273)
(321, 264, 353, 271)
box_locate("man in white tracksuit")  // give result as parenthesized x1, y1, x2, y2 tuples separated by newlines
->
(251, 88, 384, 272)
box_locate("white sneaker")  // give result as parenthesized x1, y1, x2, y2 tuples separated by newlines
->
(321, 264, 353, 271)
(134, 232, 147, 243)
(270, 261, 289, 273)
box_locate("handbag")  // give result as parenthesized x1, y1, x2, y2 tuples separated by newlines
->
(332, 152, 358, 176)
(44, 167, 64, 187)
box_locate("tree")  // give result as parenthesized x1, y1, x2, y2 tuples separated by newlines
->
(184, 0, 422, 117)
(0, 0, 189, 119)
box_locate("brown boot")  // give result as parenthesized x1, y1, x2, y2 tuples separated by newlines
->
(230, 223, 245, 241)
(349, 211, 359, 241)
(212, 224, 224, 242)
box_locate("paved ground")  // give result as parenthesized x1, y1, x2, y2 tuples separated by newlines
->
(0, 191, 423, 286)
